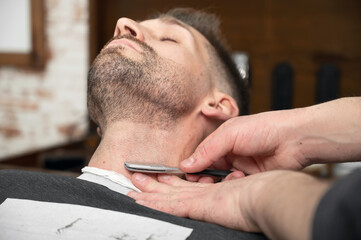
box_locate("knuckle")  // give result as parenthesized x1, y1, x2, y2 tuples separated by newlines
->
(223, 116, 239, 127)
(197, 144, 209, 159)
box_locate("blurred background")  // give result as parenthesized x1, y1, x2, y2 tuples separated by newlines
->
(0, 0, 360, 177)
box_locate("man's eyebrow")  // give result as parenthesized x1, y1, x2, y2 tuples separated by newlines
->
(159, 17, 193, 35)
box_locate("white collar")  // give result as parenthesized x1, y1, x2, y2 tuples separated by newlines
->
(80, 166, 141, 193)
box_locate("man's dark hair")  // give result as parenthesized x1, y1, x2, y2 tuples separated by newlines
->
(151, 8, 249, 115)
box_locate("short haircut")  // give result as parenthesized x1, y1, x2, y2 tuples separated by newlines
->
(151, 8, 250, 115)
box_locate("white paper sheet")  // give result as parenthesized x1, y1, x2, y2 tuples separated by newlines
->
(0, 198, 193, 240)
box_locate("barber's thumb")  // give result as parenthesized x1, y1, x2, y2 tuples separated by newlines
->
(181, 133, 227, 172)
(181, 151, 211, 173)
(181, 156, 196, 170)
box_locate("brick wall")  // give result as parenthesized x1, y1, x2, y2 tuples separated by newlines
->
(0, 0, 89, 160)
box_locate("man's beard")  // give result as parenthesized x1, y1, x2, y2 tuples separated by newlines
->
(87, 35, 198, 128)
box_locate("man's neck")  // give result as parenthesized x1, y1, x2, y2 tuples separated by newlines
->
(88, 116, 209, 179)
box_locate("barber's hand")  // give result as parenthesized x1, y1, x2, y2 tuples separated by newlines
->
(183, 97, 361, 181)
(128, 171, 329, 240)
(128, 172, 261, 232)
(183, 109, 307, 180)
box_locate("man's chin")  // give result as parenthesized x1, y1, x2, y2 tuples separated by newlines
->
(100, 46, 142, 60)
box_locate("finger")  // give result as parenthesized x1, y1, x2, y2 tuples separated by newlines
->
(131, 173, 172, 193)
(129, 184, 208, 203)
(185, 174, 218, 183)
(180, 122, 237, 173)
(135, 199, 190, 218)
(198, 176, 216, 183)
(127, 191, 141, 200)
(157, 174, 210, 187)
(128, 191, 192, 205)
(185, 174, 201, 182)
(128, 191, 169, 202)
(133, 186, 241, 230)
(133, 190, 208, 219)
(223, 171, 246, 181)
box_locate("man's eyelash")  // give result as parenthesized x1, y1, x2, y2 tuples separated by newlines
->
(161, 37, 177, 43)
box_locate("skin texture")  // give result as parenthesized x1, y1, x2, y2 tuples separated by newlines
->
(88, 17, 215, 129)
(128, 171, 330, 240)
(88, 11, 361, 240)
(128, 97, 361, 239)
(88, 16, 239, 179)
(180, 97, 361, 181)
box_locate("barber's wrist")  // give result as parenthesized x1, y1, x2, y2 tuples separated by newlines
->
(250, 171, 296, 239)
(298, 97, 361, 165)
(271, 107, 313, 168)
(290, 106, 316, 167)
(245, 171, 287, 232)
(272, 104, 331, 167)
(249, 171, 284, 225)
(250, 170, 330, 240)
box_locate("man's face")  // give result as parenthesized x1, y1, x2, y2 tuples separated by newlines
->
(111, 17, 212, 82)
(88, 16, 214, 126)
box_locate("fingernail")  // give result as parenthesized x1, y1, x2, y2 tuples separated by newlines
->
(182, 156, 195, 167)
(134, 173, 147, 182)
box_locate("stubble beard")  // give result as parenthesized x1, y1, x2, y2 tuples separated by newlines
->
(88, 35, 198, 128)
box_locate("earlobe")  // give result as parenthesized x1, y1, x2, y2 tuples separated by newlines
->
(201, 92, 239, 121)
(97, 127, 102, 137)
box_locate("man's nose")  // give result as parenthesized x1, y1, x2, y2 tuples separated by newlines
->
(114, 18, 145, 41)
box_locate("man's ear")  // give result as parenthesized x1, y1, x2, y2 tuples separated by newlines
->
(97, 127, 102, 137)
(201, 92, 239, 121)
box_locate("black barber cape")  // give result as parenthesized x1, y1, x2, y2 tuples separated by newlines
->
(0, 170, 266, 240)
(313, 169, 361, 240)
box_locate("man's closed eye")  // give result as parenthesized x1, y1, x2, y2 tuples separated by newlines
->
(161, 37, 177, 43)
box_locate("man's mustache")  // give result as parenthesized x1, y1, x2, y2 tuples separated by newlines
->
(103, 34, 155, 54)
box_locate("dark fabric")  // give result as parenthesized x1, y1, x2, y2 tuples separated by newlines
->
(0, 169, 266, 240)
(312, 169, 361, 240)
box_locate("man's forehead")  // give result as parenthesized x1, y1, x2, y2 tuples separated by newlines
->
(158, 16, 190, 30)
(136, 15, 213, 67)
(138, 16, 188, 32)
(139, 16, 211, 47)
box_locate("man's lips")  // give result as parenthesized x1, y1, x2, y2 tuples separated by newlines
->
(107, 38, 140, 52)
